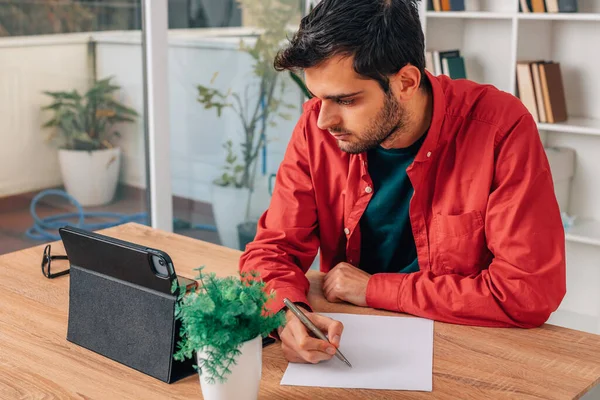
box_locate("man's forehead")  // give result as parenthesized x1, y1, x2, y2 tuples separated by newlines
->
(304, 56, 367, 98)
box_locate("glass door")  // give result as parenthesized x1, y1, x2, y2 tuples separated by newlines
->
(162, 0, 306, 250)
(0, 0, 151, 254)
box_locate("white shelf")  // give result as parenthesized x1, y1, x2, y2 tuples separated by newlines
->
(426, 11, 600, 22)
(518, 13, 600, 21)
(537, 117, 600, 136)
(426, 11, 515, 20)
(566, 219, 600, 247)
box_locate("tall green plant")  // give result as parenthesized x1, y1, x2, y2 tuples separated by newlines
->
(41, 77, 138, 151)
(196, 0, 301, 191)
(172, 267, 285, 384)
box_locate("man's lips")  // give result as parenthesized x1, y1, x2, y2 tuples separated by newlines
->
(331, 132, 350, 139)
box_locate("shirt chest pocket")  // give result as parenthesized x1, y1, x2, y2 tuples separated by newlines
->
(432, 210, 491, 276)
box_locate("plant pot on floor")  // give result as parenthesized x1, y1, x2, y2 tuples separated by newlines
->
(197, 335, 262, 400)
(58, 147, 121, 207)
(211, 184, 251, 249)
(237, 221, 258, 251)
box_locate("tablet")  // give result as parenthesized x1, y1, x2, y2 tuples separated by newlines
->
(58, 225, 195, 295)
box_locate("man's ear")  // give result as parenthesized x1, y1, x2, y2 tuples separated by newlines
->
(389, 64, 422, 101)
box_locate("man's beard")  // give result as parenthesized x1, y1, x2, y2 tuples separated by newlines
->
(331, 91, 407, 154)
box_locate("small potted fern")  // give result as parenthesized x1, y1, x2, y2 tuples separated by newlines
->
(173, 267, 285, 400)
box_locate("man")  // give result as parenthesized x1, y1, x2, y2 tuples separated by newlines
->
(239, 0, 566, 365)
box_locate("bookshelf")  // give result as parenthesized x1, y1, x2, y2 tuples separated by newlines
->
(537, 117, 600, 136)
(426, 11, 600, 21)
(426, 11, 515, 19)
(518, 12, 600, 21)
(566, 219, 600, 247)
(421, 0, 600, 334)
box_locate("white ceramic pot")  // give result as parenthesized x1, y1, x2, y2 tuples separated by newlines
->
(58, 147, 121, 207)
(197, 336, 262, 400)
(211, 184, 251, 249)
(247, 173, 276, 221)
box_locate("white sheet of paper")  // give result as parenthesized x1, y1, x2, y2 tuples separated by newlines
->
(280, 313, 433, 391)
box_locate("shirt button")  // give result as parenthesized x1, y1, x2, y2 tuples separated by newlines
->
(365, 186, 373, 194)
(426, 151, 432, 158)
(344, 228, 350, 235)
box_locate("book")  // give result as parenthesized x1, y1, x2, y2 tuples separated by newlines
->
(433, 50, 461, 76)
(558, 0, 578, 12)
(439, 49, 460, 59)
(531, 0, 547, 12)
(519, 0, 532, 12)
(516, 62, 540, 122)
(539, 62, 568, 123)
(449, 0, 465, 11)
(432, 0, 442, 12)
(442, 56, 467, 79)
(531, 62, 547, 123)
(464, 0, 479, 11)
(545, 0, 560, 12)
(425, 51, 435, 73)
(433, 51, 442, 75)
(441, 0, 451, 11)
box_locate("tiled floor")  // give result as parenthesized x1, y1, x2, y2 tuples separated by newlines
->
(0, 185, 221, 256)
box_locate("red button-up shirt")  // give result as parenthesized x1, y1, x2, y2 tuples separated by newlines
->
(239, 71, 566, 328)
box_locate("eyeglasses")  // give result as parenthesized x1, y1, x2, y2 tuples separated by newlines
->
(41, 244, 69, 279)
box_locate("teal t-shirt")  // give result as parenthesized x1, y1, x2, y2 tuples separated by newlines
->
(359, 135, 426, 274)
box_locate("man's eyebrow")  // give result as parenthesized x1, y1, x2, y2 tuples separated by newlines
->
(307, 89, 363, 101)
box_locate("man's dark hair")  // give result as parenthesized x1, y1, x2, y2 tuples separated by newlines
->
(274, 0, 425, 93)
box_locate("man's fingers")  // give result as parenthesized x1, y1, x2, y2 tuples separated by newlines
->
(282, 342, 332, 364)
(281, 341, 305, 363)
(280, 310, 345, 364)
(286, 316, 338, 362)
(327, 320, 344, 348)
(297, 334, 336, 353)
(323, 285, 341, 303)
(289, 319, 335, 352)
(281, 324, 315, 363)
(282, 327, 335, 363)
(322, 268, 339, 291)
(303, 350, 335, 364)
(310, 313, 344, 347)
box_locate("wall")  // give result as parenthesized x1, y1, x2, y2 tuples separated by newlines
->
(0, 33, 93, 197)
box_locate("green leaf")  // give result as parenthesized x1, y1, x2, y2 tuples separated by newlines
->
(39, 76, 138, 151)
(173, 268, 285, 383)
(289, 71, 312, 99)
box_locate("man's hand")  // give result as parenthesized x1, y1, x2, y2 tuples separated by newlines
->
(277, 308, 344, 364)
(323, 262, 371, 307)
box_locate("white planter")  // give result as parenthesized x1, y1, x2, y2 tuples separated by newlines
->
(58, 147, 121, 207)
(197, 336, 262, 400)
(211, 184, 251, 249)
(247, 173, 276, 221)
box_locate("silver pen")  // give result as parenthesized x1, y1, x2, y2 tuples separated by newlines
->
(283, 298, 352, 368)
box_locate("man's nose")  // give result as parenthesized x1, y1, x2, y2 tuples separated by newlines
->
(317, 103, 340, 131)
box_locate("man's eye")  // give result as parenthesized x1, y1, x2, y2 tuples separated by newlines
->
(337, 99, 354, 106)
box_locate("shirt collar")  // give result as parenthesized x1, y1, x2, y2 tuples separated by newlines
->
(413, 70, 446, 163)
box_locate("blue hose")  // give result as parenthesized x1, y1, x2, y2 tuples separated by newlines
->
(26, 189, 216, 242)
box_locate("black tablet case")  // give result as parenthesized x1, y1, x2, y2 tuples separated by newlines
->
(59, 226, 195, 383)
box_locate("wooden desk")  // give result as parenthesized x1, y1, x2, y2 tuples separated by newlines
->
(1, 223, 598, 399)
